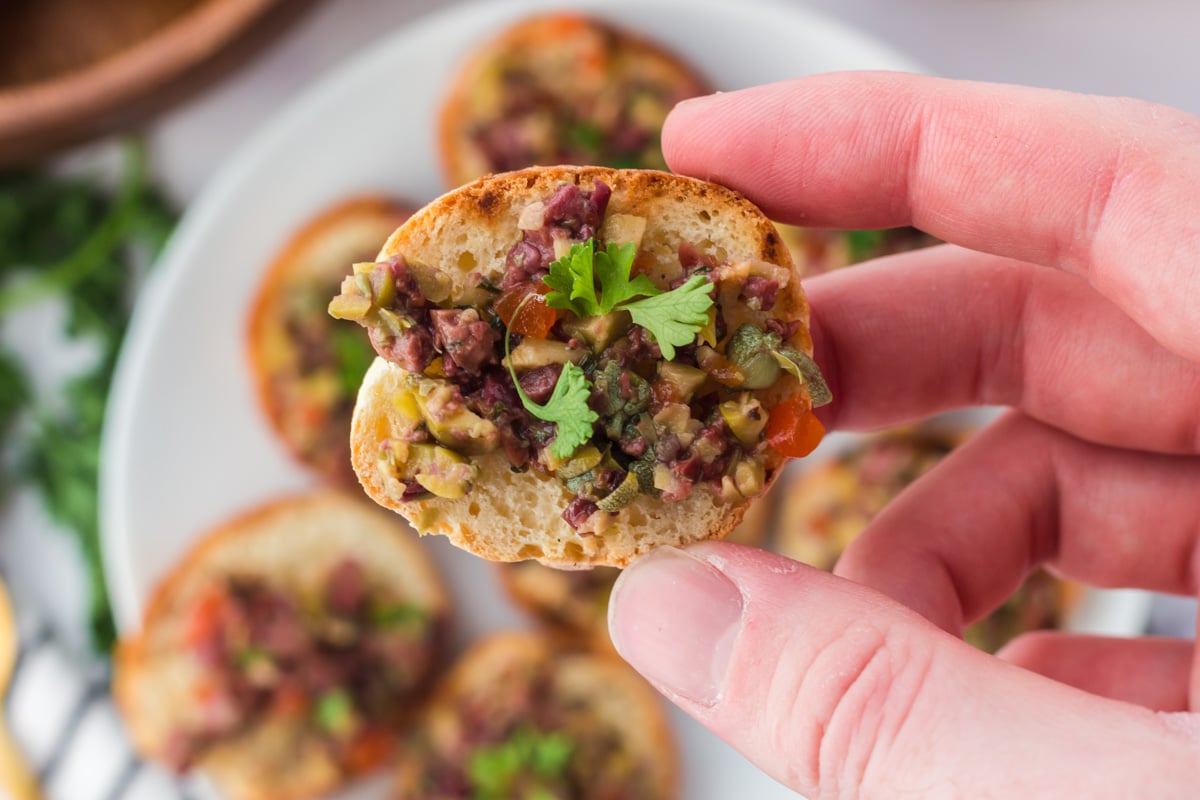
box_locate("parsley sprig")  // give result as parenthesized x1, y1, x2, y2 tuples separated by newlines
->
(504, 303, 598, 459)
(544, 238, 714, 359)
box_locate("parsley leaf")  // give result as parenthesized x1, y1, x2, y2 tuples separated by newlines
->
(544, 239, 600, 317)
(467, 727, 575, 800)
(505, 311, 598, 459)
(593, 240, 658, 312)
(2, 140, 177, 652)
(622, 275, 714, 360)
(544, 239, 658, 316)
(542, 237, 713, 358)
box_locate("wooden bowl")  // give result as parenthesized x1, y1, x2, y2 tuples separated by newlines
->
(0, 0, 314, 166)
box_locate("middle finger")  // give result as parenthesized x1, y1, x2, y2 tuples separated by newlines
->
(808, 245, 1200, 455)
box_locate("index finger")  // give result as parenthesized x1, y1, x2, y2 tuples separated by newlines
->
(663, 72, 1200, 361)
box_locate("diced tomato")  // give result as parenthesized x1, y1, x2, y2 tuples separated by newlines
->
(270, 680, 310, 719)
(345, 726, 394, 774)
(494, 282, 558, 338)
(766, 396, 825, 457)
(182, 585, 228, 651)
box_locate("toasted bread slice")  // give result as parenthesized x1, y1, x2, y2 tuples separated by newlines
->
(498, 486, 773, 653)
(439, 13, 709, 187)
(114, 492, 449, 800)
(392, 632, 677, 798)
(349, 166, 813, 568)
(248, 197, 413, 482)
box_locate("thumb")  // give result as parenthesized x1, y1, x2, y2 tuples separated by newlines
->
(608, 543, 1199, 798)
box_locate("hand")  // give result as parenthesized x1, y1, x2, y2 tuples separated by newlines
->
(607, 72, 1200, 798)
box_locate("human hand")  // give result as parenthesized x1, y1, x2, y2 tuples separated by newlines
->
(607, 72, 1200, 798)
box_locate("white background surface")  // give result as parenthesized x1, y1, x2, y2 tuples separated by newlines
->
(0, 0, 1196, 785)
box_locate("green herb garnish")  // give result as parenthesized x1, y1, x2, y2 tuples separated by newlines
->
(622, 275, 714, 360)
(543, 238, 713, 359)
(369, 602, 425, 628)
(467, 727, 574, 800)
(504, 309, 598, 459)
(1, 141, 177, 651)
(314, 688, 356, 735)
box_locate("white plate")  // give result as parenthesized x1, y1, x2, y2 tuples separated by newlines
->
(99, 1, 1143, 798)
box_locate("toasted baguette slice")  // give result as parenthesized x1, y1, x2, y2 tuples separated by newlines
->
(114, 492, 450, 800)
(498, 486, 773, 652)
(393, 632, 677, 798)
(438, 13, 709, 186)
(351, 166, 810, 568)
(248, 197, 413, 482)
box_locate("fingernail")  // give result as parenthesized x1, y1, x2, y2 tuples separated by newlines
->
(608, 547, 744, 706)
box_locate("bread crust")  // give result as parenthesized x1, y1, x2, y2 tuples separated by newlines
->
(247, 196, 413, 482)
(351, 166, 812, 568)
(393, 632, 677, 798)
(438, 12, 709, 187)
(114, 491, 449, 800)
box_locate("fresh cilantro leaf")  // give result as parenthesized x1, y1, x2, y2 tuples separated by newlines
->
(593, 240, 658, 312)
(529, 732, 573, 775)
(504, 310, 598, 459)
(622, 274, 714, 360)
(467, 728, 574, 800)
(541, 237, 714, 360)
(544, 239, 600, 317)
(515, 361, 596, 459)
(544, 239, 657, 317)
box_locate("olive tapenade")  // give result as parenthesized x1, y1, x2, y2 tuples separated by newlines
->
(332, 178, 831, 537)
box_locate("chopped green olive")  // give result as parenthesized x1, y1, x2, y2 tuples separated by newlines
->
(720, 394, 768, 445)
(505, 338, 588, 371)
(406, 443, 478, 499)
(656, 362, 707, 402)
(556, 445, 603, 479)
(560, 310, 631, 352)
(733, 459, 765, 497)
(327, 292, 371, 321)
(596, 471, 640, 513)
(410, 378, 500, 455)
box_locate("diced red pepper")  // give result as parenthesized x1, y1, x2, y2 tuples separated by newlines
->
(494, 282, 558, 338)
(182, 585, 228, 651)
(766, 396, 825, 457)
(345, 726, 394, 774)
(270, 680, 310, 719)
